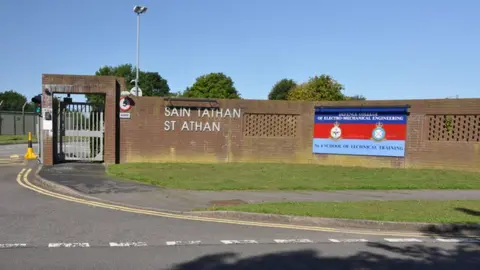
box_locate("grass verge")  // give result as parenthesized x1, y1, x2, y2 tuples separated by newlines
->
(107, 163, 480, 191)
(0, 135, 37, 144)
(208, 200, 480, 224)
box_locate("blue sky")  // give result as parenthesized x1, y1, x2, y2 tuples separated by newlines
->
(1, 0, 479, 101)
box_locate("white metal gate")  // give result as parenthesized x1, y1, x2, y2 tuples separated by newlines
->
(55, 102, 104, 162)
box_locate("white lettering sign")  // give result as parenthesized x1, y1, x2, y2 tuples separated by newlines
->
(163, 107, 241, 132)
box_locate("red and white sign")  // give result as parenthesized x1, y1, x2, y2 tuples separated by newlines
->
(119, 97, 132, 112)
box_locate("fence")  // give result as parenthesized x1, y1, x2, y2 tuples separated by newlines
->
(0, 111, 38, 135)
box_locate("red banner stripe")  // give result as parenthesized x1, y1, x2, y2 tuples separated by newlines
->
(313, 123, 407, 140)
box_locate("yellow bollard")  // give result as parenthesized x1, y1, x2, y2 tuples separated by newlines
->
(24, 132, 37, 160)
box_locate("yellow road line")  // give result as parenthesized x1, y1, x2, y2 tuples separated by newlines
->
(17, 168, 431, 237)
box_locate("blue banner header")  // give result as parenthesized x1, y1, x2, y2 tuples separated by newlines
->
(314, 106, 409, 124)
(314, 114, 407, 124)
(315, 106, 409, 114)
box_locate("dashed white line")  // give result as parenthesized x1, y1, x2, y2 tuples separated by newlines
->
(330, 239, 369, 243)
(9, 237, 480, 249)
(384, 238, 422, 243)
(0, 243, 27, 248)
(436, 238, 480, 243)
(273, 239, 313, 244)
(109, 242, 147, 247)
(166, 241, 202, 246)
(48, 243, 90, 248)
(221, 240, 258, 245)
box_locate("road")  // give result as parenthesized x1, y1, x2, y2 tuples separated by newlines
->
(0, 143, 28, 158)
(1, 242, 476, 269)
(0, 165, 478, 269)
(0, 142, 90, 160)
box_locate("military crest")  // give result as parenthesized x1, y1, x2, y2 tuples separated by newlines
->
(329, 121, 342, 141)
(371, 122, 386, 142)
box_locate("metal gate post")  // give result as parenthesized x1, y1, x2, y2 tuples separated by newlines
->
(38, 114, 43, 164)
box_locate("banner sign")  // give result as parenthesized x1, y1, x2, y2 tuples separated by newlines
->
(312, 106, 409, 157)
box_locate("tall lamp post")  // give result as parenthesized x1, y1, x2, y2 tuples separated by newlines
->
(133, 5, 148, 96)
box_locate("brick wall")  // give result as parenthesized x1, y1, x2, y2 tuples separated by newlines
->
(119, 97, 480, 171)
(41, 74, 123, 165)
(39, 74, 479, 170)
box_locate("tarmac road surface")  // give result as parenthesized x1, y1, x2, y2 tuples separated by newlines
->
(0, 143, 29, 158)
(0, 165, 478, 269)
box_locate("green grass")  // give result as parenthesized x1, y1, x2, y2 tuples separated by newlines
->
(107, 163, 480, 191)
(209, 200, 480, 224)
(0, 134, 37, 144)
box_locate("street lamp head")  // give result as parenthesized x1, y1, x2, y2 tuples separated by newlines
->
(133, 5, 147, 14)
(120, 90, 131, 97)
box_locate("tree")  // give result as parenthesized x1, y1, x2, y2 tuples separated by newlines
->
(86, 64, 170, 104)
(167, 91, 185, 98)
(268, 79, 297, 100)
(287, 74, 346, 101)
(347, 94, 367, 100)
(0, 90, 35, 112)
(183, 72, 241, 99)
(139, 71, 170, 97)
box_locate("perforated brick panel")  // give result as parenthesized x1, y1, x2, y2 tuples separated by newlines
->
(243, 113, 298, 137)
(427, 114, 480, 142)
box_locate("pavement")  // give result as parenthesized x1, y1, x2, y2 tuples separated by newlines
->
(0, 162, 478, 269)
(37, 163, 480, 212)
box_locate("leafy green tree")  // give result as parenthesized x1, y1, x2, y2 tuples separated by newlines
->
(139, 71, 170, 97)
(183, 72, 241, 99)
(346, 94, 367, 100)
(167, 91, 185, 98)
(268, 79, 297, 100)
(287, 74, 346, 101)
(0, 90, 35, 112)
(86, 64, 170, 104)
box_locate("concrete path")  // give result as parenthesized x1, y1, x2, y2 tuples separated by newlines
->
(38, 163, 480, 212)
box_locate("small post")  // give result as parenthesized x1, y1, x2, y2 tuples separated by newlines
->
(24, 132, 37, 160)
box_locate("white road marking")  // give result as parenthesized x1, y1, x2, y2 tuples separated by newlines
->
(48, 243, 90, 248)
(336, 239, 369, 243)
(273, 239, 313, 244)
(384, 238, 422, 243)
(436, 238, 480, 243)
(221, 240, 258, 245)
(165, 241, 202, 246)
(109, 242, 147, 247)
(328, 239, 341, 243)
(20, 237, 480, 248)
(347, 239, 368, 243)
(0, 243, 27, 248)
